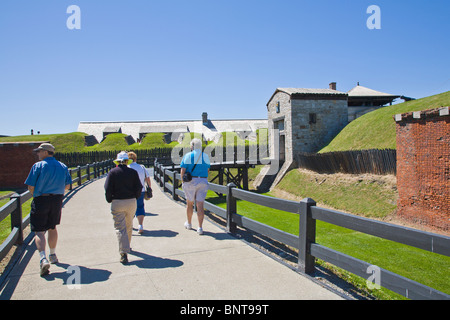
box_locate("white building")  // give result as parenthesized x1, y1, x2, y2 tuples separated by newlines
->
(77, 113, 267, 145)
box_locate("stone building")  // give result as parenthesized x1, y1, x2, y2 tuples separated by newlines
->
(266, 83, 348, 162)
(261, 83, 348, 189)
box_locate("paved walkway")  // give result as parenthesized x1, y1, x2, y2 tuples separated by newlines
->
(0, 175, 343, 300)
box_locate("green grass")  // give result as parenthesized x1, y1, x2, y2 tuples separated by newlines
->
(0, 132, 87, 153)
(275, 169, 397, 219)
(85, 133, 130, 151)
(205, 188, 450, 300)
(0, 130, 266, 154)
(0, 193, 32, 244)
(320, 91, 450, 152)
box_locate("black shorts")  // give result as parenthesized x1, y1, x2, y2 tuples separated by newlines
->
(30, 195, 64, 232)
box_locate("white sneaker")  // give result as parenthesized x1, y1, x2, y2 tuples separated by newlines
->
(138, 225, 144, 234)
(49, 253, 58, 264)
(184, 221, 192, 230)
(197, 227, 204, 235)
(40, 258, 50, 276)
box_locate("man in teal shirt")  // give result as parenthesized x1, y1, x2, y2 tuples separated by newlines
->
(25, 143, 72, 276)
(180, 138, 210, 235)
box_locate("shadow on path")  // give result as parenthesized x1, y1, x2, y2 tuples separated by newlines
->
(42, 263, 112, 286)
(128, 250, 183, 269)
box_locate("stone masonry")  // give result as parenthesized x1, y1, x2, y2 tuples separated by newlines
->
(263, 86, 348, 190)
(267, 87, 348, 161)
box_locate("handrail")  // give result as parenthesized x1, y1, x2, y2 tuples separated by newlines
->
(154, 160, 450, 300)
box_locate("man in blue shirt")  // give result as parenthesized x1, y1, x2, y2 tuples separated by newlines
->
(180, 138, 210, 235)
(24, 143, 72, 276)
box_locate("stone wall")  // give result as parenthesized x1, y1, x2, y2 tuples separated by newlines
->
(265, 91, 348, 191)
(267, 91, 292, 161)
(267, 92, 348, 161)
(291, 97, 348, 153)
(395, 107, 449, 232)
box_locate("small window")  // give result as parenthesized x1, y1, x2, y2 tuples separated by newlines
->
(276, 102, 280, 113)
(274, 119, 284, 131)
(309, 113, 317, 124)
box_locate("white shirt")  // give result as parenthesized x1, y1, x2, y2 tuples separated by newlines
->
(129, 162, 148, 192)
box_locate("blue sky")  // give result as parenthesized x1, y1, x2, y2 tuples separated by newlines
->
(0, 0, 449, 136)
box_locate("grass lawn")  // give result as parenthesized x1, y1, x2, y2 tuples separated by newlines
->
(275, 169, 398, 219)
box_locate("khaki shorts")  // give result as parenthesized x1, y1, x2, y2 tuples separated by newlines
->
(182, 178, 209, 202)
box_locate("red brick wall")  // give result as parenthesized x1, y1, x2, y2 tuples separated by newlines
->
(0, 142, 47, 189)
(395, 108, 449, 232)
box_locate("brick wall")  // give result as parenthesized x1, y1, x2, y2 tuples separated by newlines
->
(0, 142, 47, 189)
(395, 107, 449, 232)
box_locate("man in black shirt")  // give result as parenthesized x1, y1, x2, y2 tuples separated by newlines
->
(105, 151, 142, 264)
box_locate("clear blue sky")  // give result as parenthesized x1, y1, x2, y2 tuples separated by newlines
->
(0, 0, 449, 136)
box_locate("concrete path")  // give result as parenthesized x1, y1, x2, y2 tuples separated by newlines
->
(0, 175, 343, 300)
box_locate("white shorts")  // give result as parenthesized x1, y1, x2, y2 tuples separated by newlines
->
(182, 178, 209, 202)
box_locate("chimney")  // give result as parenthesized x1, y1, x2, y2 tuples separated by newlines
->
(329, 82, 337, 90)
(202, 112, 208, 124)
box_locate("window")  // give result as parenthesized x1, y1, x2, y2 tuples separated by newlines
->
(274, 119, 284, 131)
(309, 113, 317, 124)
(276, 101, 280, 113)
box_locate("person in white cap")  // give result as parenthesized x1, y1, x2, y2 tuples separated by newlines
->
(104, 151, 142, 264)
(24, 143, 72, 276)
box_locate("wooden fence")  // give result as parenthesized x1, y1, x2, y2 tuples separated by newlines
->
(154, 160, 450, 300)
(55, 148, 173, 168)
(0, 160, 114, 263)
(296, 149, 397, 175)
(55, 145, 269, 169)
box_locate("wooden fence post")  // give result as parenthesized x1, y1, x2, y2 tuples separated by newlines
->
(298, 197, 316, 274)
(77, 166, 82, 186)
(9, 193, 23, 245)
(164, 169, 170, 193)
(92, 162, 97, 179)
(87, 164, 90, 181)
(69, 169, 73, 191)
(226, 183, 237, 233)
(173, 171, 179, 201)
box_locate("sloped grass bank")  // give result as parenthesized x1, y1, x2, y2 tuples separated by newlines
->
(320, 91, 450, 152)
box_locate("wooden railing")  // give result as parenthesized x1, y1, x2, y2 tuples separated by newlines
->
(67, 160, 114, 189)
(0, 160, 114, 262)
(154, 160, 450, 300)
